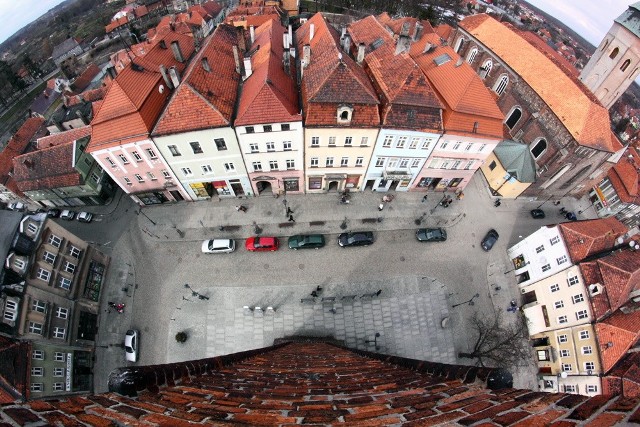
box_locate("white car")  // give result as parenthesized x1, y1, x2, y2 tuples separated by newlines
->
(7, 202, 25, 211)
(60, 210, 76, 220)
(76, 212, 93, 223)
(201, 239, 236, 254)
(124, 329, 139, 362)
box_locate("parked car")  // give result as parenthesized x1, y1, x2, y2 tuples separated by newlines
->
(481, 229, 499, 251)
(76, 211, 93, 223)
(59, 210, 76, 220)
(416, 228, 447, 242)
(288, 234, 325, 250)
(201, 238, 236, 254)
(7, 202, 25, 211)
(46, 208, 61, 218)
(338, 231, 374, 247)
(124, 329, 139, 362)
(530, 209, 545, 219)
(245, 236, 279, 252)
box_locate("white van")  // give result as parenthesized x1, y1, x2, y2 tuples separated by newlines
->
(201, 239, 236, 254)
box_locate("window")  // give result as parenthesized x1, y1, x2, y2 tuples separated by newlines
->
(451, 160, 461, 169)
(576, 310, 588, 320)
(53, 383, 64, 391)
(162, 170, 171, 179)
(124, 177, 132, 185)
(32, 367, 44, 376)
(554, 301, 564, 309)
(326, 157, 334, 167)
(147, 172, 157, 181)
(190, 142, 203, 154)
(580, 331, 590, 340)
(572, 294, 585, 304)
(32, 350, 44, 360)
(531, 138, 547, 159)
(249, 143, 259, 153)
(344, 137, 352, 146)
(411, 159, 420, 168)
(181, 167, 193, 177)
(550, 236, 560, 245)
(32, 300, 46, 313)
(58, 277, 71, 290)
(586, 385, 598, 393)
(560, 349, 570, 357)
(252, 162, 262, 172)
(266, 142, 275, 151)
(269, 160, 278, 170)
(558, 315, 568, 324)
(68, 246, 80, 258)
(400, 158, 409, 168)
(31, 383, 43, 392)
(214, 138, 227, 151)
(281, 124, 290, 131)
(56, 307, 68, 319)
(91, 172, 101, 184)
(37, 268, 50, 282)
(480, 59, 492, 78)
(106, 157, 115, 167)
(467, 48, 478, 63)
(43, 251, 56, 264)
(542, 264, 551, 272)
(562, 364, 572, 372)
(263, 125, 272, 132)
(568, 276, 579, 286)
(396, 137, 407, 148)
(360, 137, 368, 146)
(465, 143, 473, 151)
(341, 157, 349, 167)
(356, 157, 364, 167)
(557, 255, 568, 265)
(64, 262, 76, 274)
(311, 137, 319, 147)
(585, 361, 595, 371)
(610, 47, 619, 59)
(440, 142, 448, 149)
(134, 174, 144, 183)
(3, 300, 17, 321)
(494, 74, 509, 95)
(132, 151, 142, 161)
(375, 158, 386, 167)
(168, 145, 181, 156)
(550, 284, 560, 292)
(54, 367, 64, 377)
(245, 126, 254, 134)
(310, 157, 318, 167)
(558, 334, 568, 343)
(54, 352, 65, 362)
(421, 139, 432, 149)
(53, 327, 66, 339)
(383, 135, 393, 147)
(118, 154, 129, 164)
(337, 106, 353, 123)
(283, 141, 292, 151)
(453, 142, 461, 150)
(505, 108, 522, 129)
(224, 163, 235, 172)
(563, 385, 577, 393)
(146, 148, 157, 159)
(286, 159, 295, 169)
(29, 322, 43, 334)
(536, 245, 545, 253)
(13, 258, 25, 271)
(48, 234, 62, 247)
(201, 165, 213, 174)
(582, 346, 593, 355)
(328, 136, 336, 146)
(388, 159, 399, 168)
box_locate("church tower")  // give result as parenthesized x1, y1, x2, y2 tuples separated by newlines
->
(579, 2, 640, 109)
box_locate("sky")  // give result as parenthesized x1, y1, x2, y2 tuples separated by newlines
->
(0, 1, 635, 46)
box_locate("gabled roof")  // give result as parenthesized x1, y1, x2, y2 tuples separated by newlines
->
(296, 13, 379, 117)
(602, 352, 640, 397)
(0, 118, 46, 187)
(37, 126, 91, 149)
(558, 217, 628, 263)
(383, 16, 434, 39)
(51, 38, 80, 61)
(13, 139, 83, 191)
(608, 146, 640, 204)
(492, 140, 537, 183)
(201, 0, 223, 17)
(590, 250, 640, 319)
(70, 63, 101, 93)
(595, 309, 640, 373)
(435, 24, 453, 41)
(153, 24, 243, 136)
(235, 19, 301, 126)
(459, 14, 614, 152)
(0, 336, 30, 403)
(89, 31, 195, 150)
(347, 15, 395, 57)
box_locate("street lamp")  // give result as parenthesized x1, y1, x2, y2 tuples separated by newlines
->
(184, 284, 210, 300)
(430, 194, 448, 214)
(136, 208, 156, 225)
(452, 293, 480, 308)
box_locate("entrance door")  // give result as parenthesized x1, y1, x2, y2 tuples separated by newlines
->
(389, 180, 400, 191)
(365, 179, 375, 191)
(170, 190, 184, 201)
(231, 182, 244, 196)
(256, 181, 272, 195)
(327, 181, 339, 192)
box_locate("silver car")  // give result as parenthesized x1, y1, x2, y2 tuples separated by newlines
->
(124, 329, 139, 362)
(201, 239, 236, 254)
(60, 210, 76, 220)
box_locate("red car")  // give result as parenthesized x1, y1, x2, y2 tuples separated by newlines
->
(245, 236, 279, 252)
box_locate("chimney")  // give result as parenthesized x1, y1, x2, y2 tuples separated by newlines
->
(289, 47, 296, 58)
(288, 24, 293, 45)
(75, 110, 89, 125)
(357, 43, 365, 64)
(310, 23, 315, 41)
(303, 44, 311, 68)
(171, 40, 184, 63)
(159, 65, 173, 88)
(342, 33, 351, 52)
(400, 22, 410, 37)
(283, 32, 289, 49)
(341, 27, 346, 38)
(283, 50, 290, 75)
(168, 66, 181, 88)
(106, 65, 117, 79)
(413, 22, 423, 41)
(202, 57, 211, 72)
(250, 25, 255, 44)
(159, 40, 167, 49)
(423, 42, 432, 54)
(243, 56, 252, 79)
(232, 45, 241, 74)
(395, 35, 409, 55)
(455, 57, 463, 67)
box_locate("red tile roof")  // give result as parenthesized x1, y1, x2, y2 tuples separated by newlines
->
(347, 15, 395, 58)
(559, 217, 628, 264)
(36, 126, 91, 149)
(383, 16, 434, 39)
(602, 352, 640, 397)
(0, 337, 30, 404)
(89, 31, 195, 151)
(608, 146, 640, 204)
(435, 23, 453, 41)
(0, 117, 46, 193)
(296, 13, 380, 127)
(234, 19, 301, 126)
(13, 141, 82, 191)
(459, 14, 614, 152)
(64, 85, 109, 107)
(153, 24, 243, 135)
(595, 309, 640, 373)
(70, 63, 101, 93)
(201, 0, 223, 17)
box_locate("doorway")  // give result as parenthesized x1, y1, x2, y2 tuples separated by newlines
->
(256, 181, 272, 195)
(327, 181, 339, 192)
(365, 179, 375, 191)
(170, 190, 184, 201)
(231, 182, 244, 196)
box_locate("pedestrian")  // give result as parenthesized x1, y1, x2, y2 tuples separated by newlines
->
(456, 192, 464, 200)
(378, 203, 384, 211)
(494, 200, 501, 207)
(375, 289, 382, 296)
(311, 291, 318, 297)
(288, 214, 295, 222)
(422, 194, 428, 203)
(235, 205, 247, 213)
(282, 198, 287, 206)
(286, 206, 294, 215)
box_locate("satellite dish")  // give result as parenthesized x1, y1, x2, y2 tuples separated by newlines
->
(560, 372, 568, 378)
(617, 237, 624, 245)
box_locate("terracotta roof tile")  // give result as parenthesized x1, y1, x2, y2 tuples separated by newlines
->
(153, 24, 243, 135)
(435, 24, 453, 41)
(12, 141, 82, 191)
(459, 14, 613, 152)
(0, 337, 30, 403)
(37, 126, 91, 149)
(608, 146, 640, 204)
(559, 217, 628, 263)
(595, 250, 640, 313)
(347, 15, 395, 57)
(603, 352, 640, 397)
(0, 117, 46, 188)
(201, 0, 223, 17)
(383, 17, 434, 39)
(70, 63, 100, 93)
(596, 309, 640, 372)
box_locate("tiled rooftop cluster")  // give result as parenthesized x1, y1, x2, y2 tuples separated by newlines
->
(2, 341, 639, 425)
(0, 118, 47, 197)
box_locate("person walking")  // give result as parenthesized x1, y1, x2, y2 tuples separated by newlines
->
(235, 205, 247, 213)
(378, 203, 385, 211)
(286, 206, 294, 215)
(421, 194, 428, 203)
(288, 214, 295, 222)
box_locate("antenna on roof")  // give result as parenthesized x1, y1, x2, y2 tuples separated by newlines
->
(338, 52, 343, 63)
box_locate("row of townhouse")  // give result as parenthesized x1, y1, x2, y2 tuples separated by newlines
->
(507, 217, 640, 397)
(84, 12, 505, 205)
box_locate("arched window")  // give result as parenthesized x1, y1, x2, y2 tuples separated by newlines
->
(494, 74, 508, 95)
(337, 105, 353, 124)
(610, 47, 619, 59)
(505, 107, 522, 129)
(530, 138, 547, 159)
(467, 48, 478, 64)
(480, 59, 493, 79)
(454, 37, 465, 53)
(621, 59, 631, 71)
(629, 68, 639, 80)
(601, 39, 609, 51)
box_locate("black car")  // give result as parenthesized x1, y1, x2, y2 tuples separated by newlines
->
(338, 231, 374, 247)
(530, 209, 545, 219)
(416, 228, 447, 242)
(46, 209, 61, 218)
(481, 229, 499, 251)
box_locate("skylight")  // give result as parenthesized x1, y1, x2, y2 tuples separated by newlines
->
(433, 53, 451, 66)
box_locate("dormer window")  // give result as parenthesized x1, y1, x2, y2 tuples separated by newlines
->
(337, 105, 353, 124)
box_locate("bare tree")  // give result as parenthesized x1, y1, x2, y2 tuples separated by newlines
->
(458, 311, 532, 368)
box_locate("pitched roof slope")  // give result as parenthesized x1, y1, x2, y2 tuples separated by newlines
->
(459, 14, 613, 152)
(0, 117, 46, 192)
(153, 24, 243, 136)
(596, 250, 640, 314)
(595, 309, 640, 373)
(608, 147, 640, 204)
(602, 352, 640, 397)
(89, 31, 195, 150)
(0, 337, 30, 403)
(559, 217, 628, 263)
(347, 15, 395, 57)
(13, 142, 82, 191)
(234, 19, 301, 126)
(37, 126, 91, 149)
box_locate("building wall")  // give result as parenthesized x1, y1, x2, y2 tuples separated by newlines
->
(30, 343, 93, 397)
(479, 152, 531, 198)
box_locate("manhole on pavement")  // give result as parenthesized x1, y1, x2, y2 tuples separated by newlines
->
(299, 264, 304, 270)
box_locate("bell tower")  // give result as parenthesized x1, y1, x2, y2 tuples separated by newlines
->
(579, 2, 640, 109)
